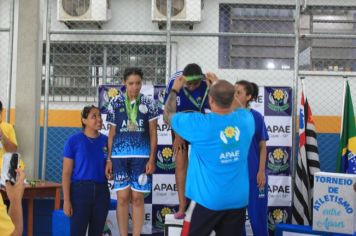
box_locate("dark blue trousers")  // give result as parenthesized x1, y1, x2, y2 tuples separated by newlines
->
(70, 181, 110, 236)
(243, 180, 269, 236)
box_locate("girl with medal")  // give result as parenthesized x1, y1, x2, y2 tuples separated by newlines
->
(233, 80, 269, 236)
(125, 92, 139, 132)
(106, 67, 158, 236)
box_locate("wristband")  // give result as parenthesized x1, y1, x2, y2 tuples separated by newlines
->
(106, 159, 112, 162)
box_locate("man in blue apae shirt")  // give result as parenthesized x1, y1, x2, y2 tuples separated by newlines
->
(164, 73, 255, 236)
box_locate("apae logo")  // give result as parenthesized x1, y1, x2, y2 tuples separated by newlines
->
(102, 146, 108, 154)
(157, 147, 175, 171)
(152, 174, 178, 204)
(267, 89, 289, 112)
(129, 212, 151, 222)
(128, 206, 152, 234)
(255, 95, 263, 104)
(155, 207, 176, 229)
(267, 125, 291, 134)
(268, 208, 289, 231)
(107, 87, 119, 99)
(267, 148, 289, 173)
(157, 89, 165, 109)
(100, 87, 121, 114)
(219, 126, 241, 164)
(157, 123, 172, 132)
(153, 183, 177, 192)
(220, 126, 240, 144)
(268, 184, 290, 194)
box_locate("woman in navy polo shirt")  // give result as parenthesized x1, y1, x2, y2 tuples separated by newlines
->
(62, 105, 110, 236)
(233, 80, 269, 236)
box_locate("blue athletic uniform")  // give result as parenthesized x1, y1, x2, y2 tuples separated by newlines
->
(63, 132, 110, 236)
(243, 109, 269, 236)
(164, 71, 210, 113)
(171, 109, 255, 210)
(106, 93, 159, 192)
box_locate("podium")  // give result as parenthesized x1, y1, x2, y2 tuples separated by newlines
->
(164, 214, 216, 236)
(164, 214, 183, 236)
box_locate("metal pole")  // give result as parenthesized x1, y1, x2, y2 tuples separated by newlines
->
(303, 33, 356, 39)
(103, 46, 107, 84)
(41, 0, 51, 180)
(340, 77, 348, 137)
(292, 0, 301, 179)
(51, 29, 167, 36)
(50, 29, 295, 38)
(165, 0, 172, 85)
(299, 70, 356, 77)
(6, 0, 15, 122)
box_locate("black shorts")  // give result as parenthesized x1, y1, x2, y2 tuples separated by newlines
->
(181, 201, 246, 236)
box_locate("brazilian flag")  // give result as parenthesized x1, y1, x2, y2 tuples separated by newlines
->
(336, 81, 356, 173)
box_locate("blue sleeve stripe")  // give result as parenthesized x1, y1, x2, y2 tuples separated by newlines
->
(167, 71, 183, 85)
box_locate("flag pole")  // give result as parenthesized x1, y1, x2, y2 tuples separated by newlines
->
(292, 76, 305, 181)
(340, 76, 348, 137)
(300, 76, 312, 219)
(302, 77, 313, 220)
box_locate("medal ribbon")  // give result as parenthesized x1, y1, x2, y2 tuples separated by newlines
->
(182, 87, 209, 112)
(124, 92, 140, 125)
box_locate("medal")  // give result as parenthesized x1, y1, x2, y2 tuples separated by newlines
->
(138, 173, 148, 186)
(183, 86, 209, 112)
(125, 93, 140, 132)
(127, 120, 138, 131)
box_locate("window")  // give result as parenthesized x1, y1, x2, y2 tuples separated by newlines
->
(300, 6, 356, 71)
(219, 4, 295, 70)
(219, 4, 356, 71)
(42, 42, 166, 102)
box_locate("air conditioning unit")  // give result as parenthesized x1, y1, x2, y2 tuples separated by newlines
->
(57, 0, 111, 22)
(152, 0, 201, 23)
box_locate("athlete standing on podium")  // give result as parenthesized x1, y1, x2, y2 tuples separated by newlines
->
(164, 63, 210, 219)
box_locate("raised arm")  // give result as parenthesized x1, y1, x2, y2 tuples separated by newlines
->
(163, 76, 185, 125)
(205, 72, 219, 87)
